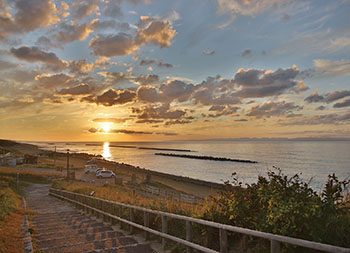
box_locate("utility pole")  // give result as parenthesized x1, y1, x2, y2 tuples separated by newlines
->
(54, 146, 56, 168)
(66, 149, 70, 180)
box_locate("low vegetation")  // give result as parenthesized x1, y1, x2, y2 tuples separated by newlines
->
(0, 167, 59, 253)
(0, 172, 24, 253)
(52, 168, 350, 252)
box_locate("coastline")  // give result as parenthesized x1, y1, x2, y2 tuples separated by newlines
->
(0, 139, 223, 198)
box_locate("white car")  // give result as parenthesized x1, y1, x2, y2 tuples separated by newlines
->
(96, 170, 115, 179)
(84, 164, 103, 174)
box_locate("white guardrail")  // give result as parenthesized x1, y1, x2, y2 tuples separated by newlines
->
(49, 188, 350, 253)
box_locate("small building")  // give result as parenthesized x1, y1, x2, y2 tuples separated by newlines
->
(0, 152, 26, 166)
(24, 154, 38, 164)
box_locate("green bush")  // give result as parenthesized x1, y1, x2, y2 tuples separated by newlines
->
(199, 168, 350, 250)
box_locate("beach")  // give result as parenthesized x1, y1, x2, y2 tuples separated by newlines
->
(0, 140, 222, 198)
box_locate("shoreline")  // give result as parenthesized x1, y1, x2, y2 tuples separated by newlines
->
(1, 139, 223, 197)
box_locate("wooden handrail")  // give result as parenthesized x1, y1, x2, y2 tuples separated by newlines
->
(49, 188, 350, 253)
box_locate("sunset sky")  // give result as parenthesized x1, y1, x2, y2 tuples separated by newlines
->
(0, 0, 349, 142)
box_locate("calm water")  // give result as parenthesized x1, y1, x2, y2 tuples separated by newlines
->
(26, 140, 350, 191)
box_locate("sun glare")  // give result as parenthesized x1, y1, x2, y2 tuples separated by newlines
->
(101, 123, 111, 133)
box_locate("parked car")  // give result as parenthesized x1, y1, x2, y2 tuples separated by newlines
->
(96, 170, 115, 179)
(84, 164, 102, 174)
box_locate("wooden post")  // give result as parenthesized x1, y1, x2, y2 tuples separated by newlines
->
(186, 221, 193, 253)
(219, 228, 227, 253)
(95, 199, 98, 217)
(66, 149, 70, 180)
(111, 204, 116, 225)
(102, 201, 106, 222)
(161, 215, 167, 250)
(144, 211, 150, 240)
(271, 240, 281, 253)
(16, 173, 19, 190)
(119, 205, 123, 228)
(129, 208, 134, 234)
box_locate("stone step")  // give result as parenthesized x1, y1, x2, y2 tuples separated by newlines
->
(87, 243, 156, 253)
(40, 236, 139, 252)
(33, 217, 93, 229)
(33, 215, 89, 226)
(37, 230, 125, 247)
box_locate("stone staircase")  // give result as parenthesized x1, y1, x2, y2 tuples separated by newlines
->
(25, 184, 156, 253)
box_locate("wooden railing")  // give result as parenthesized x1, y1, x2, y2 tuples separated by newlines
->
(49, 188, 350, 253)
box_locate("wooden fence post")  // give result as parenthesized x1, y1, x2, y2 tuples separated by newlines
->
(119, 205, 123, 229)
(129, 208, 134, 234)
(186, 221, 193, 253)
(219, 228, 227, 253)
(102, 201, 106, 222)
(271, 240, 281, 253)
(144, 211, 150, 240)
(111, 203, 116, 225)
(161, 215, 167, 250)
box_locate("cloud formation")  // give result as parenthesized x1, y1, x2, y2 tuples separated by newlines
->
(314, 59, 350, 76)
(95, 89, 136, 106)
(10, 46, 68, 71)
(0, 0, 61, 40)
(90, 17, 177, 57)
(247, 101, 302, 118)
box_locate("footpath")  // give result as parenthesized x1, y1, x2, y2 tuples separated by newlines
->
(25, 184, 156, 252)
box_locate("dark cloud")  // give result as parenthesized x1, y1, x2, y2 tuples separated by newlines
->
(95, 89, 136, 106)
(72, 0, 99, 20)
(304, 90, 324, 103)
(207, 106, 239, 118)
(134, 74, 160, 86)
(35, 36, 57, 50)
(10, 46, 68, 71)
(57, 83, 93, 95)
(333, 99, 350, 108)
(92, 118, 131, 124)
(316, 105, 326, 111)
(136, 80, 194, 103)
(164, 120, 191, 125)
(234, 66, 300, 98)
(136, 86, 164, 103)
(54, 20, 96, 44)
(34, 73, 73, 89)
(247, 101, 302, 118)
(325, 90, 350, 103)
(0, 0, 60, 40)
(140, 59, 173, 68)
(110, 129, 152, 135)
(136, 119, 164, 124)
(280, 113, 350, 125)
(90, 17, 176, 57)
(88, 127, 176, 136)
(132, 103, 188, 120)
(241, 49, 252, 58)
(69, 59, 94, 74)
(90, 33, 138, 57)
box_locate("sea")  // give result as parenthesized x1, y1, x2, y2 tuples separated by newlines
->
(25, 140, 350, 192)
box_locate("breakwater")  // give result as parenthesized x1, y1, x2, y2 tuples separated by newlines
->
(154, 153, 258, 163)
(138, 147, 193, 152)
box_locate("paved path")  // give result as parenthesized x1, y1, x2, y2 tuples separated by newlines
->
(25, 184, 156, 253)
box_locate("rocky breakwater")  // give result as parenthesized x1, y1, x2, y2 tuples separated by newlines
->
(154, 153, 258, 163)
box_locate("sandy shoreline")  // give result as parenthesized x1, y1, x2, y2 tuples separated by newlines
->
(0, 140, 222, 198)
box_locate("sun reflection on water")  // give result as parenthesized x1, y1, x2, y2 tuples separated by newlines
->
(102, 142, 111, 159)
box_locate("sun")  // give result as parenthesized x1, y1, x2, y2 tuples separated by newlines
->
(101, 123, 111, 133)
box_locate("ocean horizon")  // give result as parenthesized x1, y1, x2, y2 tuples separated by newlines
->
(23, 139, 350, 191)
